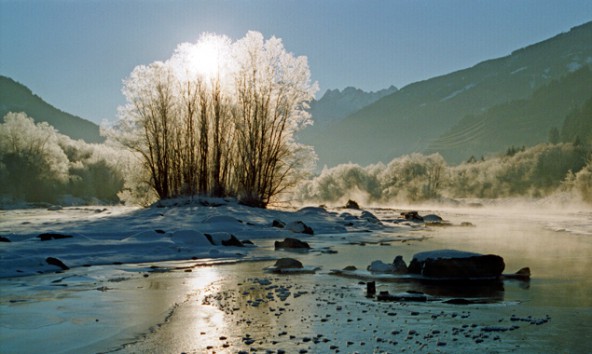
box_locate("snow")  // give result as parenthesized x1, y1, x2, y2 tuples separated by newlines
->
(510, 66, 527, 75)
(440, 83, 476, 102)
(0, 198, 391, 278)
(566, 61, 582, 72)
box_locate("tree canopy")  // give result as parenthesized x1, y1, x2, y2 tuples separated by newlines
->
(107, 32, 318, 207)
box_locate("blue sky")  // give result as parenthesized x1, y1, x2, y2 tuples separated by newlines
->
(1, 0, 590, 124)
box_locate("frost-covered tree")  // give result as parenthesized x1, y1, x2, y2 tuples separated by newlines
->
(0, 112, 123, 203)
(113, 62, 177, 199)
(231, 32, 317, 207)
(108, 31, 317, 207)
(0, 112, 69, 201)
(573, 157, 592, 202)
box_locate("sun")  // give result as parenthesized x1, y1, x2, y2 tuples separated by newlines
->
(170, 33, 232, 83)
(193, 39, 221, 78)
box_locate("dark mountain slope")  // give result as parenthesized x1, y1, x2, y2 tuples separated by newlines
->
(311, 21, 592, 167)
(427, 67, 592, 163)
(0, 76, 103, 143)
(561, 95, 592, 145)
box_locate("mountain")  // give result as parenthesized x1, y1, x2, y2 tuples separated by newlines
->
(561, 95, 592, 145)
(309, 21, 592, 167)
(0, 76, 103, 143)
(309, 86, 398, 127)
(427, 66, 592, 163)
(299, 86, 398, 146)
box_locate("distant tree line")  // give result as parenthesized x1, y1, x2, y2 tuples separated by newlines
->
(106, 32, 317, 208)
(298, 142, 592, 205)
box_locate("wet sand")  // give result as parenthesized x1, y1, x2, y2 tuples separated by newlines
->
(1, 207, 591, 353)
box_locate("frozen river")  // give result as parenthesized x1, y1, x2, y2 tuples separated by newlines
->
(1, 204, 591, 353)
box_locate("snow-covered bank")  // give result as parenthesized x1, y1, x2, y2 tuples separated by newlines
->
(0, 198, 406, 278)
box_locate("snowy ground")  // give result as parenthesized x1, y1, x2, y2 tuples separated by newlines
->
(1, 199, 591, 353)
(0, 198, 382, 278)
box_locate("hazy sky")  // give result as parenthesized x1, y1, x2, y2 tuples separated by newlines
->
(1, 0, 590, 124)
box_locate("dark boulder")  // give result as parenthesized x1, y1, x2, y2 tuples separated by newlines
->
(392, 255, 408, 274)
(274, 237, 311, 250)
(423, 214, 443, 224)
(361, 210, 381, 224)
(221, 234, 245, 247)
(46, 257, 69, 270)
(274, 258, 303, 269)
(38, 233, 73, 241)
(345, 199, 360, 209)
(272, 219, 286, 228)
(401, 211, 423, 222)
(408, 249, 505, 279)
(0, 236, 11, 242)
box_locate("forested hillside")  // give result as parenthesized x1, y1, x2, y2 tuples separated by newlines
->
(427, 67, 592, 163)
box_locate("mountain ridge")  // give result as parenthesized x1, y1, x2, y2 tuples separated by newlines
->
(0, 76, 103, 143)
(310, 21, 592, 167)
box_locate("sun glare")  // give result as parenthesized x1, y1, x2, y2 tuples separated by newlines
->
(191, 38, 223, 79)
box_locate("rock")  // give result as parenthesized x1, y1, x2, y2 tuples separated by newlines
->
(503, 267, 531, 280)
(368, 260, 394, 273)
(423, 214, 443, 224)
(392, 255, 408, 274)
(272, 219, 286, 228)
(360, 210, 381, 224)
(343, 265, 357, 271)
(0, 236, 11, 242)
(401, 211, 423, 222)
(274, 258, 303, 269)
(408, 249, 505, 279)
(367, 256, 407, 274)
(38, 233, 73, 241)
(514, 267, 531, 277)
(340, 212, 357, 221)
(46, 257, 69, 270)
(274, 237, 311, 249)
(296, 206, 327, 215)
(286, 221, 314, 235)
(241, 239, 255, 246)
(345, 199, 360, 209)
(367, 281, 376, 297)
(204, 232, 244, 246)
(221, 234, 244, 247)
